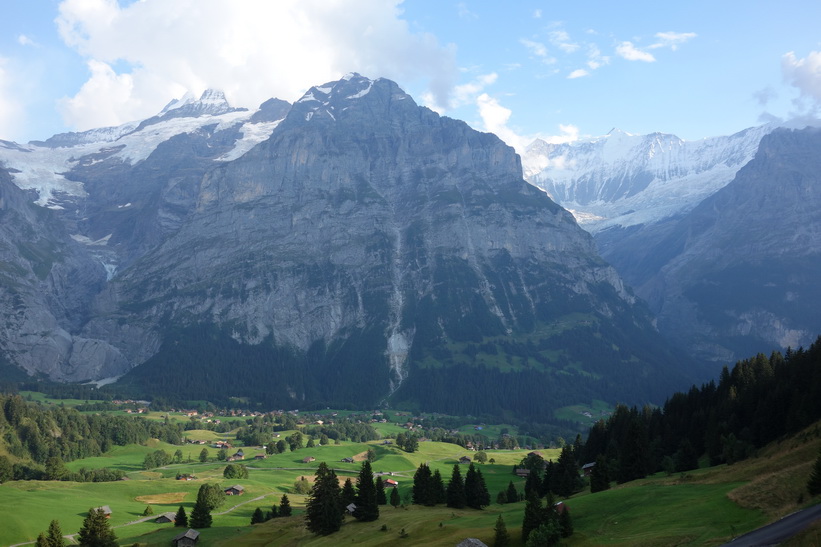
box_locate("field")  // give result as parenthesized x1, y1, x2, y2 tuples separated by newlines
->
(2, 411, 821, 546)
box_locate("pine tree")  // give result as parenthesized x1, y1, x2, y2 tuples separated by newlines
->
(521, 493, 543, 544)
(279, 494, 293, 517)
(251, 507, 265, 524)
(77, 507, 117, 547)
(412, 463, 434, 505)
(375, 477, 388, 505)
(189, 500, 212, 528)
(446, 464, 466, 509)
(808, 447, 821, 496)
(590, 455, 610, 493)
(464, 463, 490, 509)
(558, 505, 574, 538)
(46, 519, 65, 547)
(36, 533, 49, 547)
(174, 506, 188, 527)
(390, 486, 400, 508)
(493, 514, 510, 547)
(341, 478, 357, 510)
(269, 504, 278, 519)
(305, 462, 343, 535)
(432, 468, 447, 504)
(353, 460, 379, 521)
(506, 480, 518, 503)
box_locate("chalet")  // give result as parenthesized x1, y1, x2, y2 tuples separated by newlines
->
(341, 457, 354, 463)
(458, 456, 472, 465)
(176, 473, 196, 481)
(225, 485, 245, 496)
(254, 454, 267, 460)
(514, 468, 530, 478)
(94, 506, 112, 519)
(553, 501, 568, 515)
(384, 479, 398, 488)
(302, 456, 316, 463)
(172, 528, 200, 546)
(155, 512, 176, 524)
(582, 462, 596, 476)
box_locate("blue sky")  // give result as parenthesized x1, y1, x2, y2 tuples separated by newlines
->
(1, 1, 820, 149)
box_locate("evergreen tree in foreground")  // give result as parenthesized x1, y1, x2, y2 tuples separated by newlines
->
(189, 500, 212, 528)
(589, 455, 610, 493)
(390, 485, 400, 507)
(432, 468, 447, 504)
(305, 462, 343, 535)
(446, 464, 466, 509)
(46, 519, 65, 547)
(464, 463, 490, 509)
(341, 478, 357, 510)
(279, 494, 293, 517)
(77, 508, 117, 547)
(174, 505, 188, 527)
(412, 463, 435, 506)
(353, 460, 379, 521)
(808, 447, 821, 496)
(251, 507, 265, 524)
(493, 514, 510, 547)
(36, 533, 49, 547)
(376, 476, 388, 505)
(521, 493, 543, 544)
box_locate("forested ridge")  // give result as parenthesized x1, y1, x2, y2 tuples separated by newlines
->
(581, 336, 821, 483)
(0, 393, 184, 481)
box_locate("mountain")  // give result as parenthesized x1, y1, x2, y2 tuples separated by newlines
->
(523, 125, 774, 232)
(604, 127, 821, 363)
(0, 74, 699, 418)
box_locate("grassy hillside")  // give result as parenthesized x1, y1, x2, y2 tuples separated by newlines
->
(3, 416, 821, 546)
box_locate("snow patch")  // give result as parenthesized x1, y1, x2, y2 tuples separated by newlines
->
(346, 81, 373, 100)
(216, 119, 282, 162)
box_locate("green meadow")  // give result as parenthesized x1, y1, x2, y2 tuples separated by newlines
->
(4, 410, 820, 546)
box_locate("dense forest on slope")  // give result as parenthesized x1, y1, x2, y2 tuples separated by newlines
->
(581, 336, 821, 482)
(0, 393, 184, 481)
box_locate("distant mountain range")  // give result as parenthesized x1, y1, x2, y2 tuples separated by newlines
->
(524, 124, 821, 363)
(0, 75, 697, 419)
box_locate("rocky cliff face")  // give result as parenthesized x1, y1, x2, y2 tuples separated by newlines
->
(0, 75, 695, 415)
(0, 164, 109, 379)
(606, 127, 821, 362)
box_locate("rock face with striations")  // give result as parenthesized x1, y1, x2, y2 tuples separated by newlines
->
(0, 75, 696, 415)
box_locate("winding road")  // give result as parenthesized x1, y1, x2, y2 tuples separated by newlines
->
(722, 504, 821, 546)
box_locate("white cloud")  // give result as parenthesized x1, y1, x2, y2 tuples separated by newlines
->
(782, 51, 821, 105)
(548, 30, 579, 54)
(17, 35, 39, 47)
(533, 9, 542, 19)
(457, 2, 478, 20)
(520, 38, 556, 64)
(586, 44, 609, 70)
(615, 41, 655, 62)
(568, 69, 589, 79)
(54, 0, 458, 131)
(650, 31, 697, 51)
(452, 72, 498, 107)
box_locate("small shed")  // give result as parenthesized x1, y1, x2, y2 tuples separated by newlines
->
(345, 503, 357, 514)
(302, 456, 316, 463)
(456, 539, 488, 547)
(94, 506, 112, 518)
(225, 485, 245, 496)
(155, 512, 176, 524)
(514, 468, 530, 477)
(172, 528, 200, 546)
(458, 456, 472, 465)
(384, 479, 399, 488)
(582, 462, 596, 476)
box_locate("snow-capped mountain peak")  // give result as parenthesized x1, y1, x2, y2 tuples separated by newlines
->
(522, 124, 776, 232)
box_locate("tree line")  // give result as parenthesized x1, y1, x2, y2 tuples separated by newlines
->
(581, 336, 821, 484)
